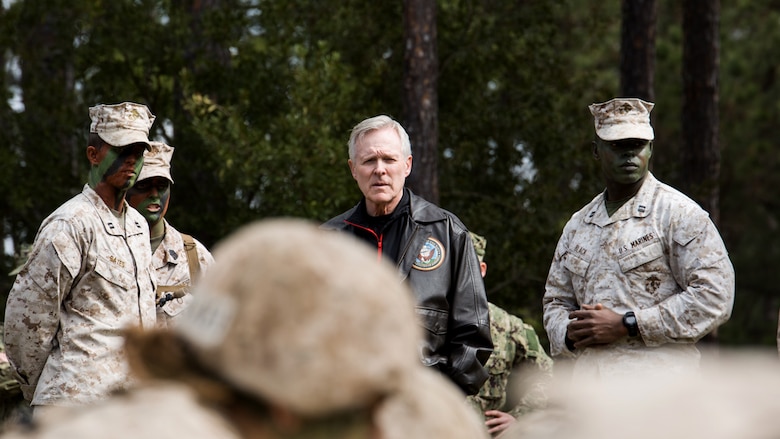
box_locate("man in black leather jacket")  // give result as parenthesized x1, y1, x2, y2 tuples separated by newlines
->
(322, 114, 492, 395)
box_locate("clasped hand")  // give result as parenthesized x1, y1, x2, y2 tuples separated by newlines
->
(566, 303, 627, 349)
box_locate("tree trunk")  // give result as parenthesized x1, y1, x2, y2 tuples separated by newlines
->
(620, 0, 657, 101)
(16, 2, 81, 220)
(682, 0, 721, 224)
(402, 0, 439, 204)
(682, 0, 721, 348)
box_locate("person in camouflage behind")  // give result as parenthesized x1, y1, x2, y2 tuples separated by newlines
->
(467, 232, 553, 437)
(0, 245, 33, 430)
(127, 141, 214, 327)
(0, 323, 27, 431)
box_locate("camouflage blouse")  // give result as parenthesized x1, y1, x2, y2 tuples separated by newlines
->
(4, 185, 157, 405)
(543, 173, 735, 378)
(467, 303, 553, 418)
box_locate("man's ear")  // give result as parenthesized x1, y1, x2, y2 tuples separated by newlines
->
(404, 155, 413, 177)
(348, 159, 357, 180)
(648, 141, 653, 159)
(86, 145, 101, 166)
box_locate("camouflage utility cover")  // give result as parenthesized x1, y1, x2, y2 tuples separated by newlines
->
(89, 102, 154, 148)
(1, 370, 490, 439)
(589, 98, 654, 141)
(467, 303, 553, 418)
(175, 219, 423, 417)
(4, 185, 157, 405)
(1, 383, 239, 439)
(138, 141, 174, 183)
(154, 221, 214, 327)
(378, 367, 489, 439)
(543, 173, 735, 378)
(500, 351, 780, 439)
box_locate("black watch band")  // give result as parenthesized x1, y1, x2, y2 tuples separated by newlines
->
(623, 311, 639, 337)
(565, 333, 576, 352)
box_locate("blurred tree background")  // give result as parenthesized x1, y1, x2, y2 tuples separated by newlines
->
(0, 0, 774, 348)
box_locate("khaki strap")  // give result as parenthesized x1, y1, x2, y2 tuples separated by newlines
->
(156, 233, 201, 307)
(181, 233, 201, 281)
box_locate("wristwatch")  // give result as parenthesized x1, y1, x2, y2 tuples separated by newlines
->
(622, 311, 639, 337)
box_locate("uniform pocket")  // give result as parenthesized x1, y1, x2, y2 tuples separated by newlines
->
(562, 250, 591, 278)
(94, 256, 133, 290)
(618, 241, 664, 272)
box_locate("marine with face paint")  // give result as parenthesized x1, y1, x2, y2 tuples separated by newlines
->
(542, 98, 735, 380)
(4, 102, 159, 409)
(322, 115, 493, 396)
(127, 142, 214, 327)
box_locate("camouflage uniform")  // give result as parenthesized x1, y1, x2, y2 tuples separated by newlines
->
(0, 323, 28, 431)
(543, 172, 735, 378)
(496, 352, 780, 439)
(1, 384, 240, 439)
(467, 303, 553, 418)
(4, 185, 157, 406)
(154, 220, 214, 327)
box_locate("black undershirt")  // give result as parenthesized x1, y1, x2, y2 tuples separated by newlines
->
(351, 190, 411, 263)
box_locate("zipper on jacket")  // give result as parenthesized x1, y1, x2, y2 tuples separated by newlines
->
(344, 221, 383, 262)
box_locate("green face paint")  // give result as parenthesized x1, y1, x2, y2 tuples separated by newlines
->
(89, 144, 146, 191)
(127, 177, 171, 227)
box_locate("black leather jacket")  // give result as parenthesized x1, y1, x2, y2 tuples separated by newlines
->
(322, 189, 492, 395)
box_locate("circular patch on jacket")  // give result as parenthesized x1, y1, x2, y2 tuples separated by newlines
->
(413, 237, 445, 271)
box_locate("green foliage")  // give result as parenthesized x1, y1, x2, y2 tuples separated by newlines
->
(436, 0, 613, 337)
(717, 0, 780, 345)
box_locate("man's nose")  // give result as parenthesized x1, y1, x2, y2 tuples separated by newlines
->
(123, 151, 143, 164)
